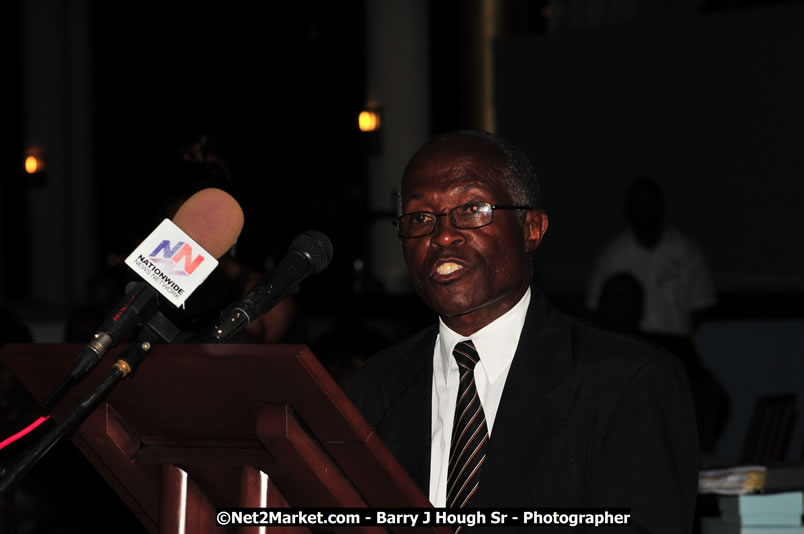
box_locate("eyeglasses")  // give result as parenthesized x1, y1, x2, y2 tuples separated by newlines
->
(393, 202, 533, 238)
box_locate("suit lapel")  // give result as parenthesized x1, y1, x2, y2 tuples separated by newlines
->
(376, 326, 437, 494)
(472, 288, 578, 507)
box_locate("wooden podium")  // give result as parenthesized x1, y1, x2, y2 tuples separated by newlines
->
(0, 343, 448, 534)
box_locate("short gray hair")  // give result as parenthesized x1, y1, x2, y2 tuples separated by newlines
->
(406, 130, 541, 219)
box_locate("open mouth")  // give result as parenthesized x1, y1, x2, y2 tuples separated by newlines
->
(431, 259, 469, 282)
(437, 262, 463, 275)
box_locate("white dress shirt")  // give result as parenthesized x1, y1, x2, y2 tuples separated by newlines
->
(428, 287, 531, 507)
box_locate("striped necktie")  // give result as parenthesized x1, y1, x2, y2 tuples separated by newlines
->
(446, 340, 489, 509)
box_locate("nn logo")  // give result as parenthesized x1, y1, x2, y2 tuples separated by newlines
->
(149, 240, 205, 275)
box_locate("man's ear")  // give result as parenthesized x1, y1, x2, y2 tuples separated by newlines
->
(523, 209, 549, 252)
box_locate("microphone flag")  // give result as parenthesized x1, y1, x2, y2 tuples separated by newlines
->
(124, 219, 219, 307)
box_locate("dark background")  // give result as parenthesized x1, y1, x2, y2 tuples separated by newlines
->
(5, 0, 804, 313)
(91, 2, 369, 286)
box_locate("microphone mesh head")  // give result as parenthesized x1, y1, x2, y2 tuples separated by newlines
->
(290, 231, 334, 274)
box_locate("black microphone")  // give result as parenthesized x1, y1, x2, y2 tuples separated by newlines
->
(200, 231, 333, 343)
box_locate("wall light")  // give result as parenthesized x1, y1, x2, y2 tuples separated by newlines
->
(24, 153, 46, 175)
(358, 110, 381, 132)
(23, 148, 47, 187)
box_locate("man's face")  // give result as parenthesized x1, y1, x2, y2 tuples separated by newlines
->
(400, 138, 547, 335)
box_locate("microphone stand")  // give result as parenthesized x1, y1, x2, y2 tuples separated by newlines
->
(0, 312, 181, 497)
(42, 283, 159, 411)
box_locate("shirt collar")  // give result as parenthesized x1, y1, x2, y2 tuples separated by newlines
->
(437, 287, 531, 383)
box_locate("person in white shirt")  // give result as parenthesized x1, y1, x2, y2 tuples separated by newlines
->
(587, 177, 716, 336)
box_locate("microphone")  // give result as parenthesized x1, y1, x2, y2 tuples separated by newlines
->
(200, 230, 333, 343)
(0, 189, 246, 494)
(46, 188, 244, 409)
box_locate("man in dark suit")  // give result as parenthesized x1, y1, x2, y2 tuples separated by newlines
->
(348, 131, 698, 533)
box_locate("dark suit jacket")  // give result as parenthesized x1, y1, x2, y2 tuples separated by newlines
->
(348, 288, 699, 533)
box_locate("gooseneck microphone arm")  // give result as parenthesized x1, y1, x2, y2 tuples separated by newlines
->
(0, 312, 181, 497)
(0, 361, 127, 496)
(43, 283, 159, 411)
